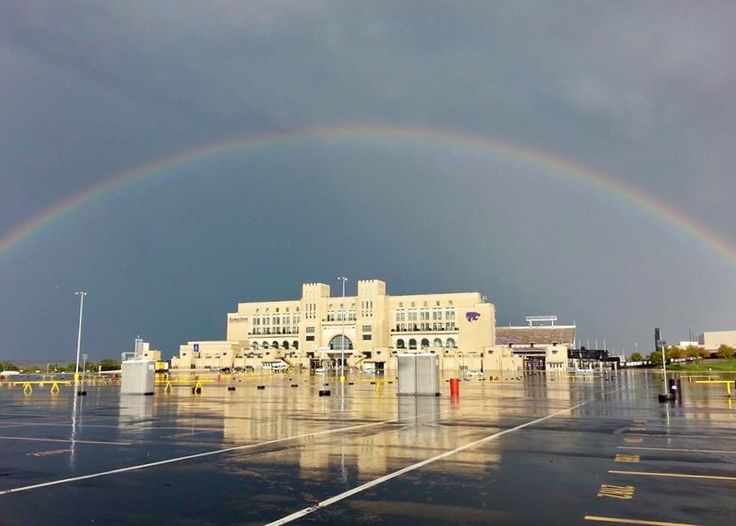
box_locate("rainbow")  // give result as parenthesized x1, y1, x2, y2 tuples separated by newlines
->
(2, 123, 734, 264)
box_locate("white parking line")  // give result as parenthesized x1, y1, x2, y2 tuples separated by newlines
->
(263, 399, 592, 526)
(0, 436, 130, 446)
(618, 446, 736, 455)
(0, 416, 407, 496)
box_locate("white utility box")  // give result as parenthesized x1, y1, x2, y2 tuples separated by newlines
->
(121, 359, 155, 395)
(397, 353, 440, 396)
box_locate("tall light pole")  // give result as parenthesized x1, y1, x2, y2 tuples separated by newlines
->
(337, 276, 348, 382)
(74, 291, 87, 390)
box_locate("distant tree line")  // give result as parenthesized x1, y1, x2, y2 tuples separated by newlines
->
(630, 344, 735, 365)
(0, 358, 121, 373)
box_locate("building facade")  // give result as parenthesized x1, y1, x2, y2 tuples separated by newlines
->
(495, 316, 575, 372)
(699, 330, 736, 352)
(171, 279, 496, 372)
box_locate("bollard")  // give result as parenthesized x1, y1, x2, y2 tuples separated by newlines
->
(449, 377, 460, 396)
(668, 378, 682, 402)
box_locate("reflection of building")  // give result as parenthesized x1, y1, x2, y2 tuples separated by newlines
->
(495, 316, 575, 372)
(172, 279, 496, 372)
(215, 388, 499, 479)
(699, 330, 736, 352)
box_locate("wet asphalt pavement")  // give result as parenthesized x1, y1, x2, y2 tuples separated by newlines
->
(0, 370, 734, 525)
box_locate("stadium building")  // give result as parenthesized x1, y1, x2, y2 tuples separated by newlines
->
(170, 279, 572, 374)
(495, 316, 575, 372)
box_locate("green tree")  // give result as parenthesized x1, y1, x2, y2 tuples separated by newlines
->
(668, 346, 686, 361)
(630, 352, 643, 362)
(0, 361, 19, 371)
(649, 350, 664, 366)
(685, 345, 701, 360)
(717, 344, 735, 360)
(98, 358, 121, 371)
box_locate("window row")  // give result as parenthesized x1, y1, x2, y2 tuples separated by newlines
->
(396, 338, 456, 350)
(395, 309, 455, 322)
(252, 316, 301, 326)
(397, 300, 454, 308)
(394, 322, 456, 332)
(251, 340, 299, 350)
(326, 311, 357, 322)
(251, 327, 299, 335)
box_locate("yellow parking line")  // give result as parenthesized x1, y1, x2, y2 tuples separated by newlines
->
(609, 470, 736, 481)
(614, 454, 640, 463)
(618, 446, 736, 455)
(584, 514, 701, 526)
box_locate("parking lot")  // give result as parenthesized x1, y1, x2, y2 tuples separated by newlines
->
(0, 370, 733, 525)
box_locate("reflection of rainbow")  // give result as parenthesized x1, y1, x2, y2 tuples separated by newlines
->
(1, 123, 734, 264)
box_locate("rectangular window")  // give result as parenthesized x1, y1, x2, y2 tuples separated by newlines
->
(362, 334, 372, 340)
(306, 335, 315, 341)
(306, 327, 315, 333)
(362, 325, 372, 332)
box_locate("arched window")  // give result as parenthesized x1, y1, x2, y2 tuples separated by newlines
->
(396, 339, 405, 349)
(409, 338, 417, 350)
(329, 334, 353, 350)
(272, 341, 279, 349)
(446, 338, 456, 349)
(252, 342, 259, 350)
(433, 338, 442, 348)
(282, 341, 289, 349)
(292, 341, 299, 350)
(421, 338, 430, 349)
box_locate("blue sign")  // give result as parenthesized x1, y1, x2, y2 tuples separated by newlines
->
(193, 343, 199, 352)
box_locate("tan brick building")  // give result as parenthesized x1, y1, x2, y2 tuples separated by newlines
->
(171, 279, 498, 373)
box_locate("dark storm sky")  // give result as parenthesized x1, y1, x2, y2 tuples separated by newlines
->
(1, 2, 735, 362)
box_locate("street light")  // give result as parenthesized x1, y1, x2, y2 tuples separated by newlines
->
(81, 353, 88, 392)
(74, 291, 87, 391)
(337, 276, 348, 383)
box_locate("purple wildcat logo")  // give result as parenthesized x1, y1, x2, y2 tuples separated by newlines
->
(465, 311, 481, 322)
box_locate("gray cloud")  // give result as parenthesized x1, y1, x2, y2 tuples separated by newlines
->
(1, 1, 735, 360)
